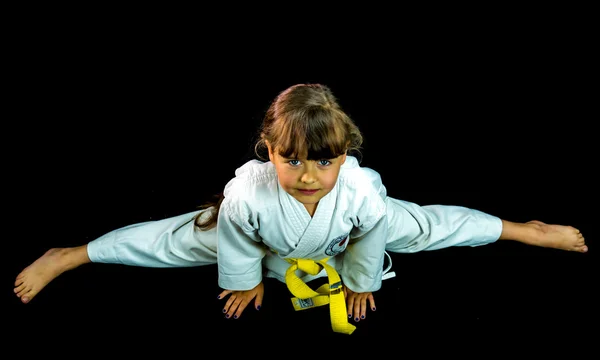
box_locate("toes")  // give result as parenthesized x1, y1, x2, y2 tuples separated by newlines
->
(569, 226, 580, 233)
(15, 286, 31, 297)
(14, 277, 24, 287)
(16, 272, 25, 280)
(14, 283, 27, 293)
(19, 289, 36, 303)
(572, 244, 588, 253)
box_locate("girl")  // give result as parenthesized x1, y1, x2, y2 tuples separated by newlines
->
(13, 83, 587, 334)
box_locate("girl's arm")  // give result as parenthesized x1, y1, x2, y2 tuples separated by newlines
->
(216, 198, 265, 292)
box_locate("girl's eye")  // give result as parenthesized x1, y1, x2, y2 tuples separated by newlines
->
(319, 160, 331, 166)
(289, 160, 301, 166)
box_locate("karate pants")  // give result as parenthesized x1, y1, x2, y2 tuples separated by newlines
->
(88, 198, 503, 276)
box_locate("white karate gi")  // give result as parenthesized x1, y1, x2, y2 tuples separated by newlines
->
(88, 156, 502, 293)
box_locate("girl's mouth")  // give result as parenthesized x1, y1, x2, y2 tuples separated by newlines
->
(298, 189, 318, 195)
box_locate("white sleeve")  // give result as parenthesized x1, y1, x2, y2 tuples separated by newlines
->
(340, 175, 388, 293)
(342, 213, 388, 293)
(384, 198, 503, 253)
(216, 197, 266, 291)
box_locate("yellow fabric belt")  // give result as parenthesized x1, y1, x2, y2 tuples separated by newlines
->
(283, 257, 356, 335)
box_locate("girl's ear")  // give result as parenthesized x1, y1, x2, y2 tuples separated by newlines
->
(340, 141, 350, 165)
(265, 140, 275, 162)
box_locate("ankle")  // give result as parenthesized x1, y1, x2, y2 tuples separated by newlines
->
(53, 246, 90, 271)
(499, 220, 542, 244)
(523, 222, 544, 245)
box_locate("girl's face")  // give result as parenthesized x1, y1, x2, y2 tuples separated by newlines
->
(267, 142, 346, 215)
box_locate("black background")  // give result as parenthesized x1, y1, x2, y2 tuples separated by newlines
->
(4, 11, 597, 351)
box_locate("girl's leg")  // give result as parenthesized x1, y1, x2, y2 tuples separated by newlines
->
(14, 245, 90, 304)
(499, 219, 587, 252)
(384, 198, 588, 254)
(14, 209, 218, 304)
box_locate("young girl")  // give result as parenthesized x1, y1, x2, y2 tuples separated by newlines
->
(14, 83, 587, 334)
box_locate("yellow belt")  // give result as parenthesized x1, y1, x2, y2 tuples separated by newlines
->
(283, 257, 356, 335)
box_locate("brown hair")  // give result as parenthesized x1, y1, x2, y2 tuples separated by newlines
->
(195, 83, 363, 230)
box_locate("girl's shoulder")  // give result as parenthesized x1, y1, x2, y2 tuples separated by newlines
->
(338, 156, 385, 195)
(232, 159, 275, 179)
(223, 159, 279, 201)
(338, 156, 387, 222)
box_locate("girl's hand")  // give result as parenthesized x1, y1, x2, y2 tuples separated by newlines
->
(218, 281, 264, 319)
(344, 285, 376, 322)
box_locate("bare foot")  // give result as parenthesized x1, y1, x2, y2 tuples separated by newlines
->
(14, 246, 90, 304)
(526, 220, 588, 253)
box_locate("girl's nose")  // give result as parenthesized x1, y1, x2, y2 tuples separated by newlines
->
(301, 167, 317, 184)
